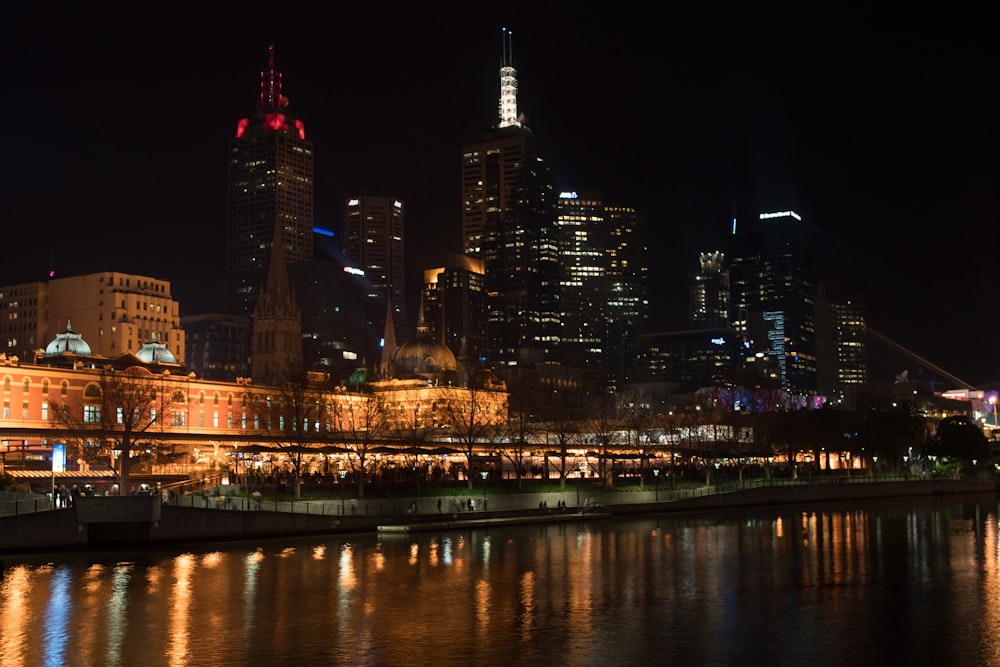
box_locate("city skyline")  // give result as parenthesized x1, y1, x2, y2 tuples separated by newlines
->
(5, 5, 998, 387)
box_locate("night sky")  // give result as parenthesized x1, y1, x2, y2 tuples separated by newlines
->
(5, 4, 998, 388)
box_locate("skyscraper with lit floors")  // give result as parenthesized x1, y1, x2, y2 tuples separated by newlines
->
(460, 29, 560, 369)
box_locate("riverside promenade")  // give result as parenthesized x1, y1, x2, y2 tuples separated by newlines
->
(1, 475, 997, 554)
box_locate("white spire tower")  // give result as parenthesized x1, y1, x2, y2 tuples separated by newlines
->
(498, 27, 520, 129)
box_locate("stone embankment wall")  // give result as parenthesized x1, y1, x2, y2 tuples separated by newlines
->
(1, 479, 995, 554)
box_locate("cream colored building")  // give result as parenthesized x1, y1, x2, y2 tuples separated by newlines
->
(45, 272, 185, 365)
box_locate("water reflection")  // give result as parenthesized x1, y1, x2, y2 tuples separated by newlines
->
(2, 494, 1000, 666)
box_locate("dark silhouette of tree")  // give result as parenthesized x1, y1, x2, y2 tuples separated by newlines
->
(330, 387, 392, 498)
(536, 381, 587, 490)
(438, 385, 505, 490)
(243, 372, 331, 498)
(50, 365, 175, 494)
(927, 415, 990, 464)
(581, 390, 624, 488)
(496, 374, 538, 491)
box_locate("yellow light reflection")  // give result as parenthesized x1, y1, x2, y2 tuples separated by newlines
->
(167, 554, 195, 667)
(0, 565, 33, 667)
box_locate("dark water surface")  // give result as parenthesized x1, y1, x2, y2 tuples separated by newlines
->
(3, 493, 1000, 667)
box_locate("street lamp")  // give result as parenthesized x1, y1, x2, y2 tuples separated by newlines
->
(872, 455, 878, 478)
(111, 446, 122, 495)
(653, 468, 660, 501)
(480, 470, 488, 510)
(339, 469, 347, 514)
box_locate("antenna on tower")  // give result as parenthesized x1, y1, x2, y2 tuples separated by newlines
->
(259, 44, 284, 113)
(498, 27, 520, 129)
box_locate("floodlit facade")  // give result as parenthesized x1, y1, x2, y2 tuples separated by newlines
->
(0, 332, 507, 479)
(46, 272, 185, 365)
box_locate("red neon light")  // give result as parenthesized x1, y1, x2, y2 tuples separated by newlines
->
(235, 118, 249, 138)
(264, 113, 286, 132)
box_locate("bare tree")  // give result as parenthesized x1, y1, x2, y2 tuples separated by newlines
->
(438, 385, 505, 490)
(243, 372, 330, 498)
(619, 388, 659, 488)
(496, 376, 538, 490)
(537, 381, 586, 490)
(330, 387, 392, 498)
(50, 365, 174, 494)
(582, 390, 624, 488)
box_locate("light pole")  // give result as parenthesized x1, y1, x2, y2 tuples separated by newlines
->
(111, 446, 122, 495)
(480, 470, 488, 511)
(991, 395, 998, 427)
(576, 465, 582, 507)
(872, 455, 878, 478)
(339, 469, 347, 514)
(653, 468, 660, 501)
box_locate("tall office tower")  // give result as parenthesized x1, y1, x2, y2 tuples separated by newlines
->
(343, 194, 406, 350)
(0, 282, 47, 363)
(45, 272, 185, 364)
(181, 313, 251, 382)
(604, 204, 649, 385)
(689, 251, 730, 328)
(814, 282, 867, 401)
(728, 210, 816, 395)
(556, 192, 608, 378)
(227, 45, 314, 311)
(460, 29, 560, 368)
(421, 254, 487, 367)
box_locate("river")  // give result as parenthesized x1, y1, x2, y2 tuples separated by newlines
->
(2, 492, 1000, 666)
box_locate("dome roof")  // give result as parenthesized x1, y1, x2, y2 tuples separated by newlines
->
(136, 334, 176, 364)
(44, 321, 92, 357)
(394, 334, 457, 376)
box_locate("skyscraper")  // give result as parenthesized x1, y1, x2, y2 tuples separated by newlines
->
(604, 204, 648, 385)
(728, 210, 816, 394)
(815, 283, 868, 400)
(689, 251, 730, 328)
(227, 45, 314, 307)
(460, 29, 560, 368)
(343, 194, 406, 346)
(556, 192, 608, 377)
(421, 254, 486, 367)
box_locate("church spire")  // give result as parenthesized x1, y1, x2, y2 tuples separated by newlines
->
(379, 300, 397, 380)
(415, 292, 429, 337)
(251, 219, 302, 384)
